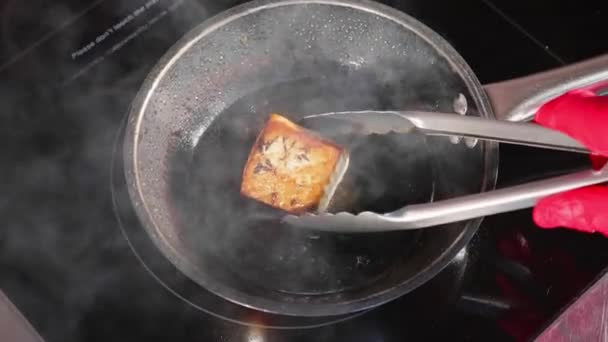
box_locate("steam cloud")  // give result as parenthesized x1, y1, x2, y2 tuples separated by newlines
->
(0, 0, 250, 341)
(0, 0, 485, 340)
(137, 0, 486, 318)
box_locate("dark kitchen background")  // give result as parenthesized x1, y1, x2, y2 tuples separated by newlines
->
(1, 0, 607, 341)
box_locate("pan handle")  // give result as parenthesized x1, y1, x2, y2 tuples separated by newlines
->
(483, 54, 608, 122)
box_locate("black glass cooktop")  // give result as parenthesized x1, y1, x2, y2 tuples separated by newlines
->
(1, 0, 607, 341)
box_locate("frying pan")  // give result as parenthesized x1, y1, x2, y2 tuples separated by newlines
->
(124, 0, 608, 317)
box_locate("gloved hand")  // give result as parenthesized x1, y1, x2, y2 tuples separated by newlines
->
(532, 89, 608, 236)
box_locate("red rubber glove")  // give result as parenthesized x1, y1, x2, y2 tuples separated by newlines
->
(532, 89, 608, 236)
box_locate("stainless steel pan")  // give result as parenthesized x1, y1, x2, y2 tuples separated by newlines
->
(124, 0, 608, 317)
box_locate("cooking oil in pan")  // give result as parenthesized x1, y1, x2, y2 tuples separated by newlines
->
(174, 75, 438, 296)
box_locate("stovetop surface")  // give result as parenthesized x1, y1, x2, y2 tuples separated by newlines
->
(1, 0, 608, 341)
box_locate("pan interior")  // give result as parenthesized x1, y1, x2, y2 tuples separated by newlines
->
(178, 72, 436, 296)
(129, 1, 494, 315)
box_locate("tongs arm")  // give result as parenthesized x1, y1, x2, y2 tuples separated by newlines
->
(284, 164, 608, 232)
(398, 111, 588, 154)
(389, 165, 608, 229)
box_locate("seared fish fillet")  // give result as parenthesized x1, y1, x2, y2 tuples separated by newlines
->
(241, 113, 348, 213)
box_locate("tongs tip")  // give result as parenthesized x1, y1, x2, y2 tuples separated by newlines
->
(282, 211, 385, 233)
(300, 111, 415, 136)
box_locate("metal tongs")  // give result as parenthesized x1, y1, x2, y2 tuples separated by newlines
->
(283, 110, 608, 232)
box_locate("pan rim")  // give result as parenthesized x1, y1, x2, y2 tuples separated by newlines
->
(124, 0, 499, 317)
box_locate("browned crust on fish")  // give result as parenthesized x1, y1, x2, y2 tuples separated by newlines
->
(240, 113, 344, 213)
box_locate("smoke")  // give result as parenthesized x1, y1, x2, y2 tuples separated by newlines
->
(0, 1, 251, 341)
(0, 0, 488, 340)
(137, 0, 487, 318)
